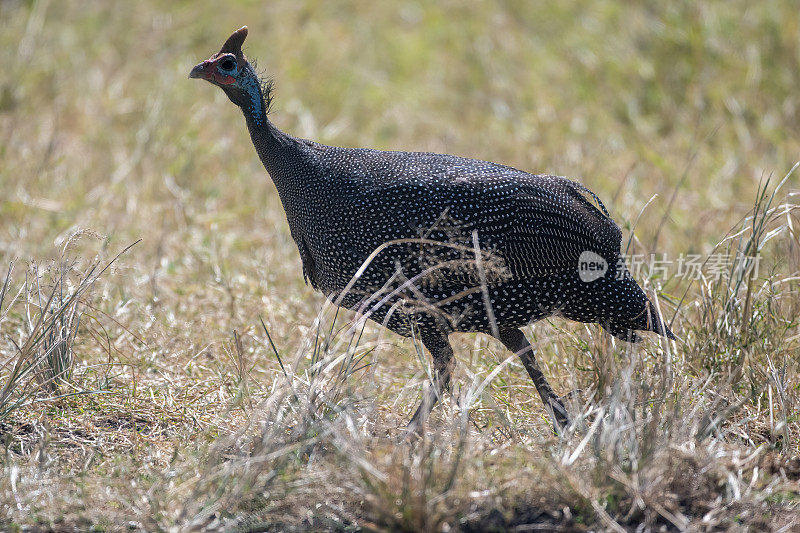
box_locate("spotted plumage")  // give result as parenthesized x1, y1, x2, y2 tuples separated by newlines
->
(191, 27, 674, 433)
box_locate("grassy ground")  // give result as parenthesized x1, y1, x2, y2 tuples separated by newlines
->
(1, 0, 800, 530)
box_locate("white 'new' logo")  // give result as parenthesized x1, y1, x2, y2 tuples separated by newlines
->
(578, 251, 608, 282)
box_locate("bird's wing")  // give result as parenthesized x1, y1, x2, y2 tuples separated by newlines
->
(478, 175, 623, 278)
(332, 150, 622, 279)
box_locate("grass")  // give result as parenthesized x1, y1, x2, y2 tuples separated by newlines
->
(1, 0, 799, 530)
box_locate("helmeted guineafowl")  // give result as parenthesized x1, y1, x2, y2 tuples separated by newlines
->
(190, 27, 674, 434)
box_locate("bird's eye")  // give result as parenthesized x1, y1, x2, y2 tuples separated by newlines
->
(219, 57, 236, 71)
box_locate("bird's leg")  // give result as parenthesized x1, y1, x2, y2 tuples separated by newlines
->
(403, 331, 454, 441)
(496, 328, 569, 432)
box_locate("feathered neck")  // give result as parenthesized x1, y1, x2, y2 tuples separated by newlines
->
(243, 93, 319, 217)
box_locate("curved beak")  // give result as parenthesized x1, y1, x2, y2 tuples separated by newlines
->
(189, 61, 210, 80)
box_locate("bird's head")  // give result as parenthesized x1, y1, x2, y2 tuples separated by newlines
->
(190, 26, 271, 123)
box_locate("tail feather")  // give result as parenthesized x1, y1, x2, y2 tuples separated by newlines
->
(606, 300, 675, 343)
(602, 266, 675, 342)
(565, 262, 677, 343)
(604, 322, 642, 343)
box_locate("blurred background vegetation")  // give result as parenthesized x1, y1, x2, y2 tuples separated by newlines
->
(1, 0, 799, 530)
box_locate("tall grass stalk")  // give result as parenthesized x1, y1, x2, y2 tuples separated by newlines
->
(0, 242, 136, 423)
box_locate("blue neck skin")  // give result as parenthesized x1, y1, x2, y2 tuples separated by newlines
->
(238, 68, 265, 126)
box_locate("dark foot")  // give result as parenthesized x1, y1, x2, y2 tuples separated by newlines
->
(563, 388, 584, 402)
(547, 395, 570, 434)
(399, 423, 422, 445)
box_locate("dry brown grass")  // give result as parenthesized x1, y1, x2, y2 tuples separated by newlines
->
(1, 1, 800, 531)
